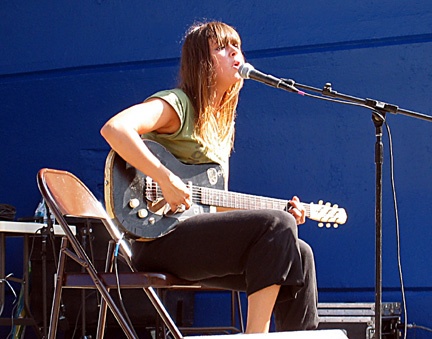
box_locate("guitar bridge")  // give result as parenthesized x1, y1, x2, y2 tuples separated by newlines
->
(147, 198, 166, 215)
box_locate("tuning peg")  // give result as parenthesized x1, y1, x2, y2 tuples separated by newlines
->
(333, 224, 339, 228)
(318, 200, 323, 205)
(326, 223, 331, 228)
(325, 202, 331, 207)
(318, 223, 324, 228)
(333, 204, 339, 209)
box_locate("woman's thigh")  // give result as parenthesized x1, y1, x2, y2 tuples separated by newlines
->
(132, 209, 298, 280)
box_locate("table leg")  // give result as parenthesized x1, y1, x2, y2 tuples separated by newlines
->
(0, 233, 5, 316)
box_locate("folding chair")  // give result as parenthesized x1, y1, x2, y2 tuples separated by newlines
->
(36, 168, 243, 339)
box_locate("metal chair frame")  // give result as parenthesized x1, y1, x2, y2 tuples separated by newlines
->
(36, 168, 243, 339)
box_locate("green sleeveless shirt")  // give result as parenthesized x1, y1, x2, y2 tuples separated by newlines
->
(142, 88, 233, 182)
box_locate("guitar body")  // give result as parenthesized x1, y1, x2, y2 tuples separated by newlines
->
(104, 140, 225, 239)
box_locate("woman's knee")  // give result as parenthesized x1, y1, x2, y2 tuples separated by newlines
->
(269, 210, 298, 233)
(298, 240, 317, 278)
(298, 240, 315, 261)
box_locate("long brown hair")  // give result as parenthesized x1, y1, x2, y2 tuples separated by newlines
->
(179, 21, 243, 150)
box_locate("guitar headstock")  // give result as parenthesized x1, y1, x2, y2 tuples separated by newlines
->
(306, 200, 347, 228)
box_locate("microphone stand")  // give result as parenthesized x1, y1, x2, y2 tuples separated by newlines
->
(282, 78, 432, 338)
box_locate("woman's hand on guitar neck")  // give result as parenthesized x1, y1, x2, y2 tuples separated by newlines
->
(287, 196, 306, 225)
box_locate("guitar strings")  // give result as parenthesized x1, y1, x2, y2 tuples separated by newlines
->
(146, 179, 345, 225)
(147, 179, 312, 212)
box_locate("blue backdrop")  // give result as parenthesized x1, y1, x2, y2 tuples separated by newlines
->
(1, 1, 431, 337)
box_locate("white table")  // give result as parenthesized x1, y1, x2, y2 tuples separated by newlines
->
(0, 221, 76, 336)
(0, 220, 75, 235)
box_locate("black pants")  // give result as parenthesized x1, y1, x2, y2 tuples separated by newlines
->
(132, 209, 319, 331)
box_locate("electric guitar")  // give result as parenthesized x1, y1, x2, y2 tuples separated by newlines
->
(104, 140, 348, 240)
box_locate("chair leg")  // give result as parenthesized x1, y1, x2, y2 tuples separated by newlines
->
(156, 289, 170, 339)
(64, 235, 138, 338)
(48, 237, 68, 339)
(97, 241, 183, 339)
(96, 240, 116, 339)
(88, 260, 138, 338)
(144, 287, 183, 339)
(233, 291, 245, 333)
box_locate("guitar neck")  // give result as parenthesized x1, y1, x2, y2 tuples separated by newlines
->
(199, 186, 289, 211)
(150, 181, 343, 224)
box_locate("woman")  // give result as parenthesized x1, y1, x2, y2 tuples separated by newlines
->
(101, 21, 319, 333)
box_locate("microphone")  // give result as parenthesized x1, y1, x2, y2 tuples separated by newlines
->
(238, 63, 302, 94)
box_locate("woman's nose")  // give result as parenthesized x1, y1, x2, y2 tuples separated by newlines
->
(229, 45, 238, 56)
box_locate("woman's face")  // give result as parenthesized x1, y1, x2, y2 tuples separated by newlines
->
(209, 39, 245, 91)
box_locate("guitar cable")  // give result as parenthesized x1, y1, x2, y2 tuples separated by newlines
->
(114, 232, 139, 338)
(382, 115, 408, 339)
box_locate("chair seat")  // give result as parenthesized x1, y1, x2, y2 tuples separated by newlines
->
(63, 271, 204, 289)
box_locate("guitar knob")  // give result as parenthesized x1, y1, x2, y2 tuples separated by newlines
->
(129, 198, 140, 209)
(137, 209, 148, 218)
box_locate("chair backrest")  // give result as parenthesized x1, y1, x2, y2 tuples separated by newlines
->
(37, 168, 106, 220)
(37, 168, 132, 258)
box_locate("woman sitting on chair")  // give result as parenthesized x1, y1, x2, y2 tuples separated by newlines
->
(101, 20, 319, 333)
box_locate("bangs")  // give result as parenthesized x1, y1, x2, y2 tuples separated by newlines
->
(209, 22, 242, 48)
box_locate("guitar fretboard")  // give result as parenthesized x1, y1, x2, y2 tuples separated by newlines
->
(147, 179, 313, 216)
(201, 187, 286, 210)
